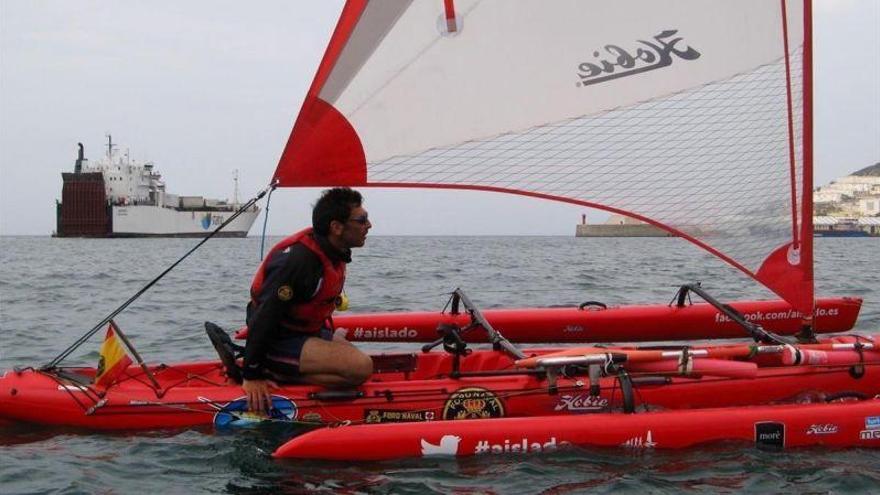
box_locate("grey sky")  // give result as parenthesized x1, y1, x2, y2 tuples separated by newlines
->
(1, 0, 878, 236)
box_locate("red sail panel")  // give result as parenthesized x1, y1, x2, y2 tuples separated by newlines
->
(274, 97, 366, 186)
(275, 0, 414, 186)
(274, 0, 368, 186)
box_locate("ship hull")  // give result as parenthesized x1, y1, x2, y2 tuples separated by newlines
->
(103, 231, 250, 238)
(814, 230, 871, 238)
(110, 205, 259, 237)
(55, 204, 260, 238)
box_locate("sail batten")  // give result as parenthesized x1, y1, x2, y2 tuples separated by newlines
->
(275, 0, 813, 314)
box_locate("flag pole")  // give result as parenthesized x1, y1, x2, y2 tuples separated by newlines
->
(108, 320, 163, 396)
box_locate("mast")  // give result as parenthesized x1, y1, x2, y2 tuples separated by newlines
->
(106, 134, 114, 162)
(233, 169, 240, 209)
(75, 143, 85, 174)
(800, 0, 816, 336)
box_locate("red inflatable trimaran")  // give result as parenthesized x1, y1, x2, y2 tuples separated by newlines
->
(3, 0, 879, 461)
(300, 296, 865, 344)
(1, 320, 877, 434)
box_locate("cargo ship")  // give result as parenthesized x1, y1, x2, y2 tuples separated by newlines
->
(55, 136, 259, 237)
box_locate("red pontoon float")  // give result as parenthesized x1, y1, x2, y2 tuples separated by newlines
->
(274, 398, 880, 461)
(327, 296, 863, 343)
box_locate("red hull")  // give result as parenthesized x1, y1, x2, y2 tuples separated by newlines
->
(321, 297, 861, 343)
(1, 335, 877, 431)
(275, 399, 880, 460)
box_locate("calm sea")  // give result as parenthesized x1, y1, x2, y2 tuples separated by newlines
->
(1, 236, 878, 494)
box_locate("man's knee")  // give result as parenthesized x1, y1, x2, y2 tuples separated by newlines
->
(344, 351, 373, 385)
(299, 338, 373, 385)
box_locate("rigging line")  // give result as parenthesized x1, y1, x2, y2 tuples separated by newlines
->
(348, 288, 611, 308)
(312, 384, 591, 428)
(39, 370, 101, 414)
(259, 183, 277, 260)
(101, 361, 874, 414)
(780, 0, 800, 247)
(93, 384, 575, 423)
(409, 287, 624, 299)
(457, 283, 700, 295)
(94, 399, 326, 426)
(458, 288, 609, 295)
(42, 182, 277, 371)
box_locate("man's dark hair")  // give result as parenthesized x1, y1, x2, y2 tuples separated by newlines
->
(312, 187, 363, 235)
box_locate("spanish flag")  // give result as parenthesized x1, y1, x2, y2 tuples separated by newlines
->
(95, 324, 132, 388)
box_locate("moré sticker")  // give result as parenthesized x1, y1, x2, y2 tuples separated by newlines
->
(859, 430, 880, 441)
(754, 422, 785, 450)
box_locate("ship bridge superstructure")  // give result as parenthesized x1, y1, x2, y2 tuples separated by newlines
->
(80, 135, 166, 207)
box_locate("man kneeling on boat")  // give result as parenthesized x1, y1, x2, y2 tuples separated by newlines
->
(242, 187, 374, 412)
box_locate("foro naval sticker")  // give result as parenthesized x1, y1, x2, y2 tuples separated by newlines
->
(365, 409, 435, 424)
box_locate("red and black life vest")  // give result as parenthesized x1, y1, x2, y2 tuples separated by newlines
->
(249, 227, 346, 334)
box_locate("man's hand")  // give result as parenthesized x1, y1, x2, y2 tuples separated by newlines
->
(242, 378, 277, 412)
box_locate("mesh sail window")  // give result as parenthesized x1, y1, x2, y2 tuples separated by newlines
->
(275, 0, 813, 314)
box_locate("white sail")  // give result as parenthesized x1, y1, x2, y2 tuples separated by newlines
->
(276, 0, 813, 314)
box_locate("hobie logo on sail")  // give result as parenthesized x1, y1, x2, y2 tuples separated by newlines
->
(576, 30, 700, 87)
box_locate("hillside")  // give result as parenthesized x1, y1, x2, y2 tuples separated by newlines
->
(852, 162, 880, 176)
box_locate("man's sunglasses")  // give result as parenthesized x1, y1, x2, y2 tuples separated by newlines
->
(348, 214, 370, 225)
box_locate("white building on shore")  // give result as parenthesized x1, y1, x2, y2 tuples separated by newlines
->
(859, 196, 880, 216)
(813, 165, 880, 217)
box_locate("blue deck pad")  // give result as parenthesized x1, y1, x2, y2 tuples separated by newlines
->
(213, 395, 297, 428)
